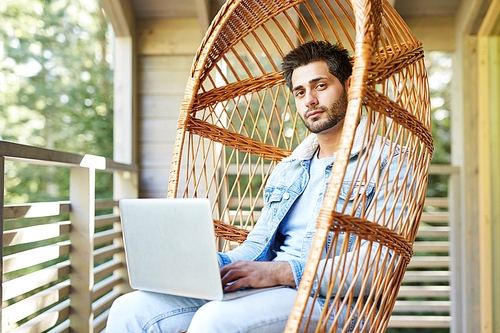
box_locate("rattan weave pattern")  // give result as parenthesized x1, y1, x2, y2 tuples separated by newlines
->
(168, 0, 432, 331)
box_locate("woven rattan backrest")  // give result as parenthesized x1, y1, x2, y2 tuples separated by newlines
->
(168, 0, 432, 331)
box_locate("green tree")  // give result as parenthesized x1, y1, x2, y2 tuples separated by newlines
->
(0, 0, 113, 204)
(425, 52, 452, 198)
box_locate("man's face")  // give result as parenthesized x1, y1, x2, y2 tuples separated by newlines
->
(291, 61, 348, 134)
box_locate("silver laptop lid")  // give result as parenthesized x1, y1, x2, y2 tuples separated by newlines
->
(119, 198, 223, 300)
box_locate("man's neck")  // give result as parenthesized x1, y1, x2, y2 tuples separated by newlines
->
(316, 118, 344, 159)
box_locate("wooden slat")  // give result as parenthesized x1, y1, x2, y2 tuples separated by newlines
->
(2, 281, 70, 328)
(95, 214, 120, 229)
(94, 229, 122, 247)
(69, 166, 95, 333)
(4, 202, 71, 220)
(424, 197, 449, 208)
(93, 308, 110, 333)
(9, 299, 70, 333)
(93, 244, 124, 263)
(93, 288, 122, 318)
(397, 285, 450, 298)
(2, 261, 70, 302)
(413, 241, 450, 253)
(0, 140, 137, 172)
(4, 222, 71, 247)
(402, 270, 450, 283)
(428, 164, 460, 175)
(388, 315, 451, 328)
(45, 319, 69, 333)
(0, 140, 82, 165)
(416, 226, 449, 238)
(94, 260, 123, 282)
(420, 212, 449, 223)
(95, 200, 119, 211)
(392, 300, 451, 312)
(3, 241, 70, 273)
(92, 275, 122, 302)
(408, 256, 450, 268)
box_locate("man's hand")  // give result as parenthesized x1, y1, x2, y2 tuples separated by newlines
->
(220, 260, 296, 293)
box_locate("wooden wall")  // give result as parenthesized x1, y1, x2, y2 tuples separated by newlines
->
(134, 13, 456, 199)
(136, 18, 202, 198)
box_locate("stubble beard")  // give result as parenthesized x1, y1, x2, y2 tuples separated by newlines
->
(302, 89, 348, 134)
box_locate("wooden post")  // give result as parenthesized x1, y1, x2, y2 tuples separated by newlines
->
(477, 2, 500, 330)
(113, 36, 136, 166)
(488, 36, 500, 333)
(69, 166, 95, 333)
(448, 169, 463, 333)
(0, 156, 4, 329)
(113, 170, 137, 295)
(478, 34, 493, 333)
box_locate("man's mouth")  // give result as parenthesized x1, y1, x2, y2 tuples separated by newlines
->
(306, 108, 325, 119)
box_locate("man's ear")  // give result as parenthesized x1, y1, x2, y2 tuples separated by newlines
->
(344, 76, 352, 91)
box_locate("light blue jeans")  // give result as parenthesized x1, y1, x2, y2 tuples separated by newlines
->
(106, 287, 337, 332)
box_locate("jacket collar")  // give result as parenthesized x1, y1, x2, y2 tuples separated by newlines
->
(282, 115, 368, 162)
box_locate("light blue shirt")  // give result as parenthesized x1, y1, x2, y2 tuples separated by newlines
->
(274, 150, 335, 262)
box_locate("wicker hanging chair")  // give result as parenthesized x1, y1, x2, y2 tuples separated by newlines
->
(167, 0, 433, 332)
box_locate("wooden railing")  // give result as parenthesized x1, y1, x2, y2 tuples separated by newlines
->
(1, 141, 138, 333)
(0, 139, 459, 332)
(389, 164, 459, 329)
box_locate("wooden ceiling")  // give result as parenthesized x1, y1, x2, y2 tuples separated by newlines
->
(131, 0, 461, 19)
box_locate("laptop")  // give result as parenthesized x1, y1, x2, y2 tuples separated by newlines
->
(119, 198, 283, 301)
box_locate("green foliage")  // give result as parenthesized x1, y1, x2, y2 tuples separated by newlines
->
(0, 0, 114, 204)
(425, 52, 453, 198)
(426, 52, 452, 165)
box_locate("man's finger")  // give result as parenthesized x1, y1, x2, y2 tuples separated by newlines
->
(220, 268, 240, 285)
(223, 277, 250, 292)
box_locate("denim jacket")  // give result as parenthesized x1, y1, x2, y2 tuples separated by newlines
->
(218, 116, 407, 298)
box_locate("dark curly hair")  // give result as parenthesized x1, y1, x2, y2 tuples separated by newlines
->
(281, 41, 352, 89)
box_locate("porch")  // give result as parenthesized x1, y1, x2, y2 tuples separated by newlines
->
(1, 0, 500, 331)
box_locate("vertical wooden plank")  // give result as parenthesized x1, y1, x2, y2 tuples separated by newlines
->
(451, 33, 481, 333)
(112, 23, 137, 301)
(136, 19, 202, 198)
(477, 1, 500, 329)
(113, 36, 136, 165)
(111, 4, 138, 296)
(0, 156, 4, 329)
(488, 35, 500, 333)
(69, 167, 95, 333)
(448, 171, 462, 333)
(113, 170, 136, 296)
(451, 0, 497, 329)
(112, 27, 138, 310)
(477, 34, 493, 333)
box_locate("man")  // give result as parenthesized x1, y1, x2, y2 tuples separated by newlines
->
(107, 41, 399, 332)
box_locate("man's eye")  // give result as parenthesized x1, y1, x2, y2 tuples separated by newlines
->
(317, 83, 326, 89)
(295, 91, 304, 97)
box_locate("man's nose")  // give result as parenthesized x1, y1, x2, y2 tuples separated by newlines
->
(305, 91, 318, 108)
